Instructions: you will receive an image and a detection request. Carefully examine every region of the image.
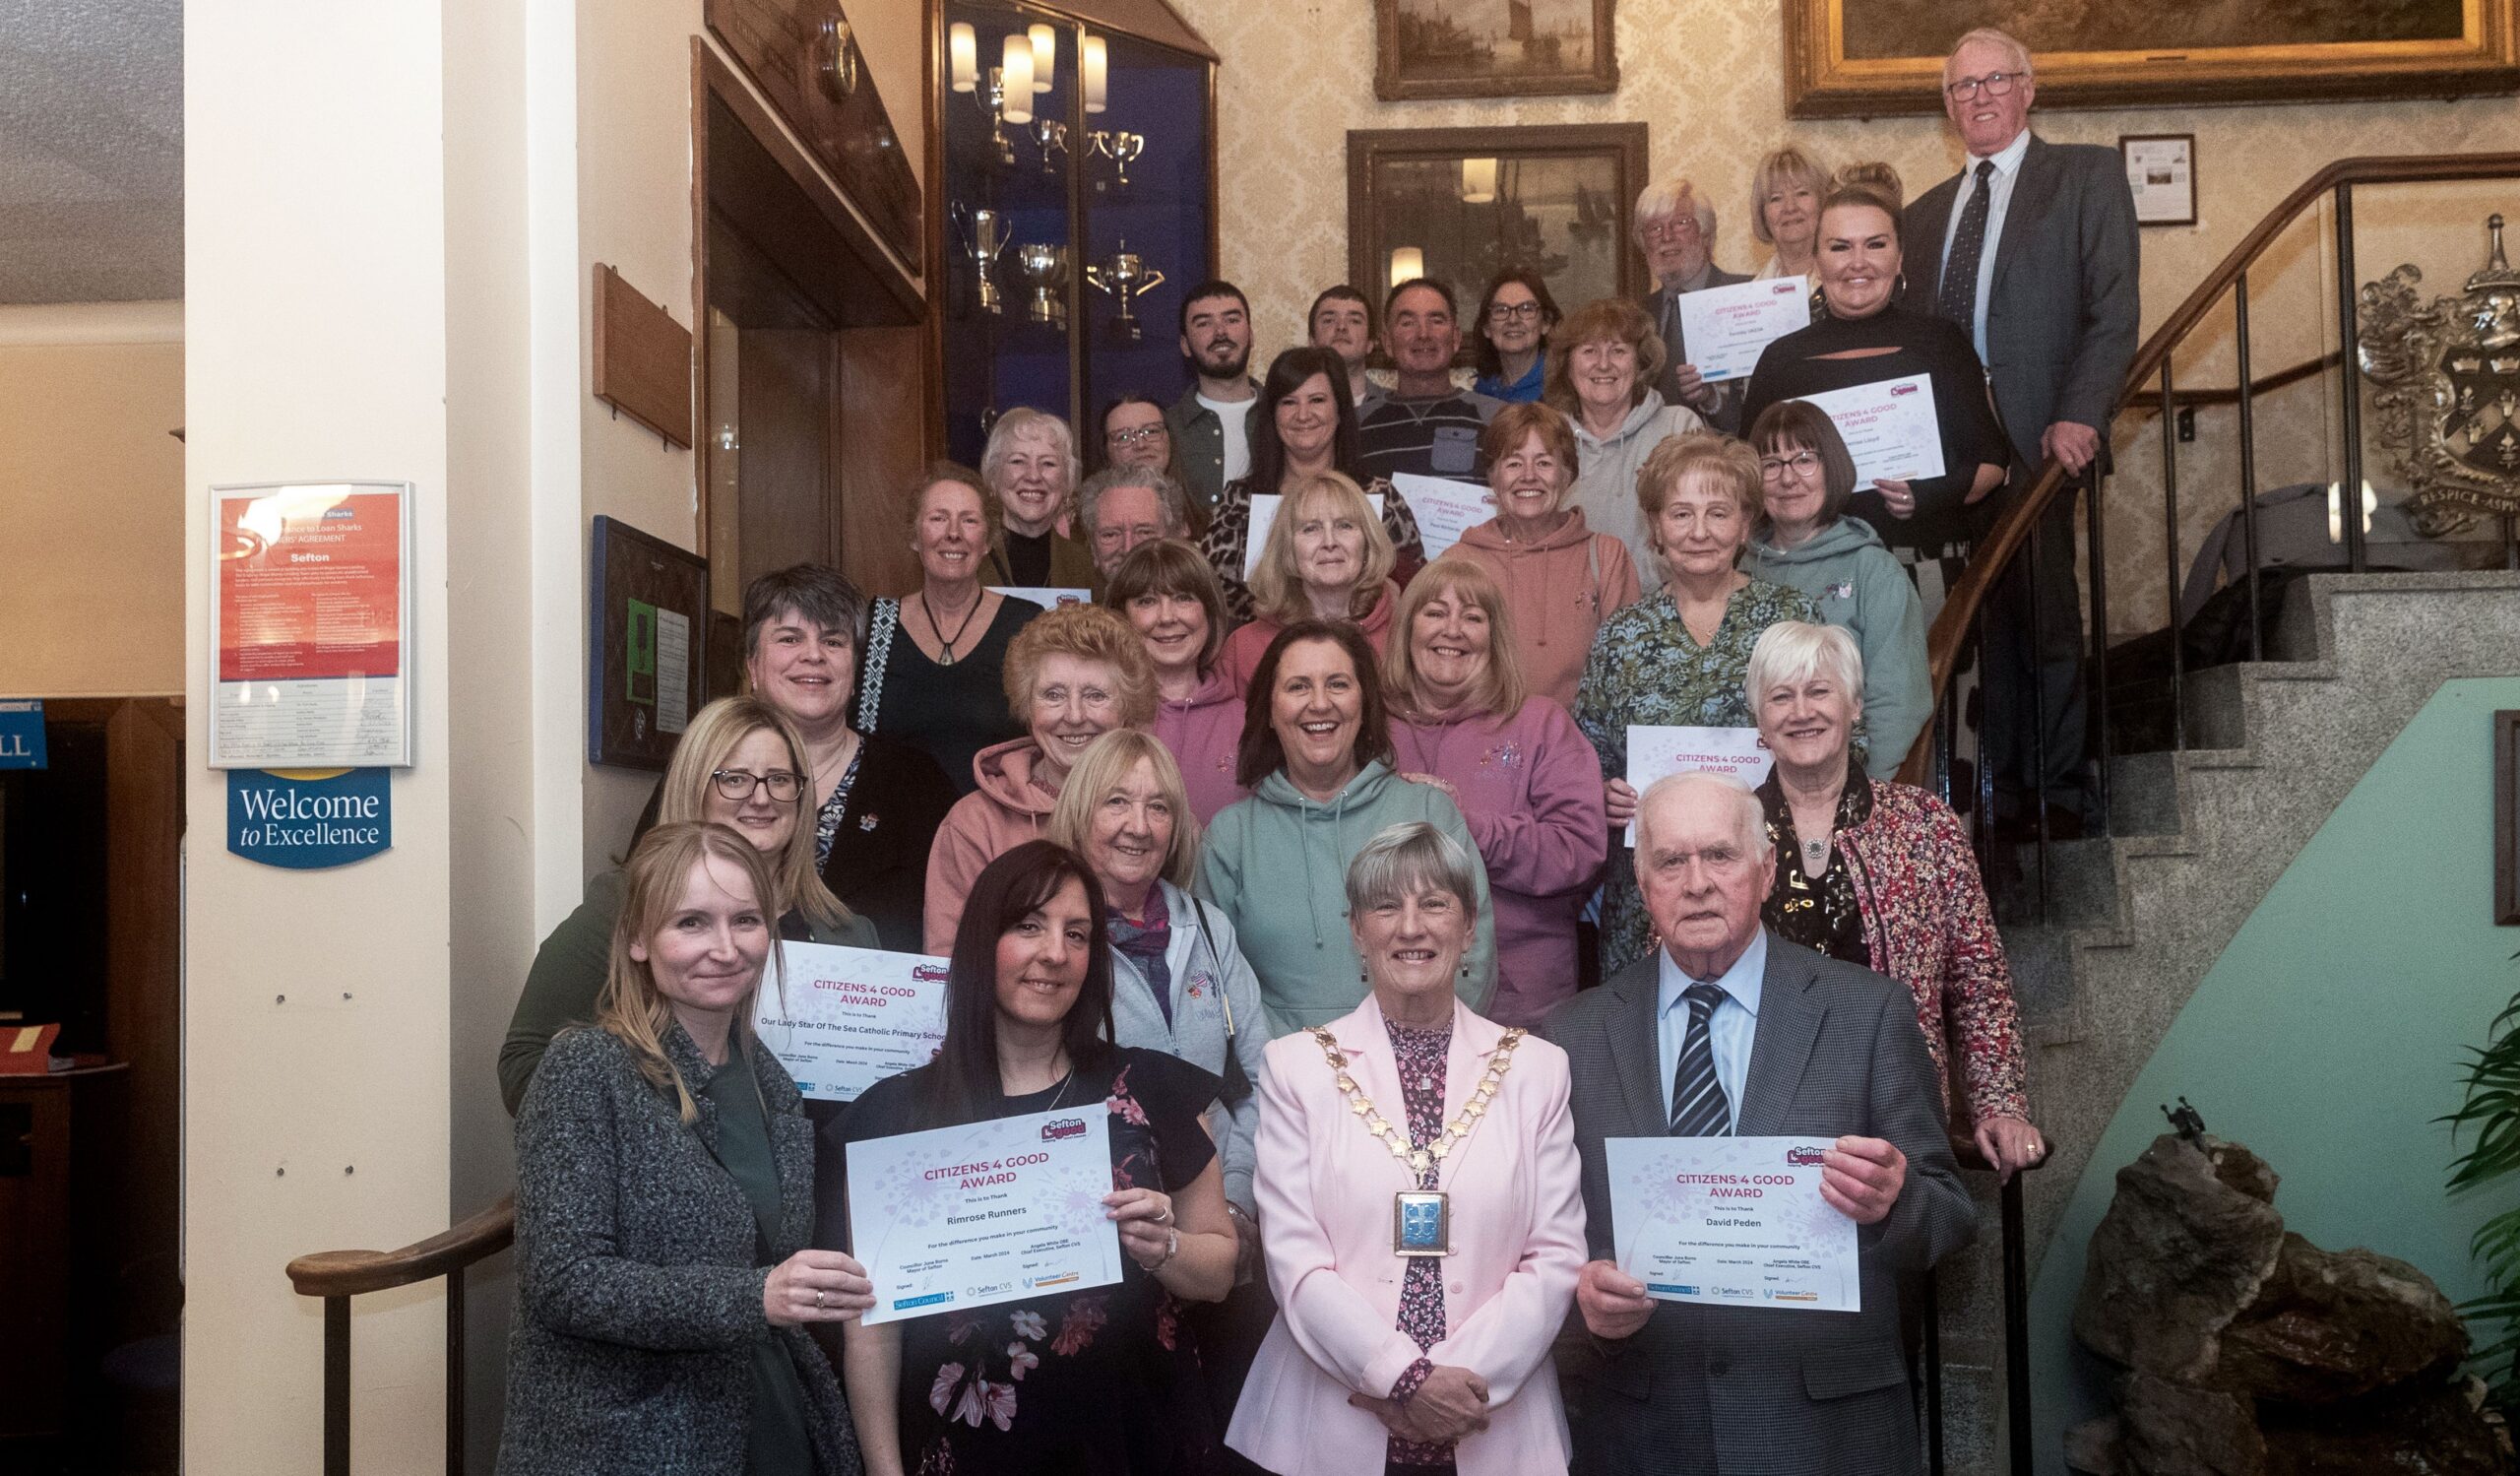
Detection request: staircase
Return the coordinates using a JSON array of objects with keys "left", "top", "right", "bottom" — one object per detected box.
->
[{"left": 1925, "top": 569, "right": 2520, "bottom": 1472}]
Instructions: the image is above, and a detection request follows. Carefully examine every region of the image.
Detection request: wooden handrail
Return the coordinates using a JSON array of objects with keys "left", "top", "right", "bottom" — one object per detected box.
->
[
  {"left": 1896, "top": 151, "right": 2520, "bottom": 785},
  {"left": 285, "top": 1195, "right": 515, "bottom": 1299},
  {"left": 2118, "top": 348, "right": 2343, "bottom": 414}
]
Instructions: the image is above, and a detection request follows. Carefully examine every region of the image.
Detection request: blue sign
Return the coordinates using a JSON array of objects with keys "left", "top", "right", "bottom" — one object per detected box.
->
[
  {"left": 0, "top": 700, "right": 45, "bottom": 769},
  {"left": 227, "top": 767, "right": 392, "bottom": 868}
]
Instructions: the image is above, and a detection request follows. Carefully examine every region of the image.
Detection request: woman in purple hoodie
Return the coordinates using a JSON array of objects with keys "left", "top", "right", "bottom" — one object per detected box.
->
[
  {"left": 1384, "top": 561, "right": 1607, "bottom": 1027},
  {"left": 1104, "top": 539, "right": 1246, "bottom": 824}
]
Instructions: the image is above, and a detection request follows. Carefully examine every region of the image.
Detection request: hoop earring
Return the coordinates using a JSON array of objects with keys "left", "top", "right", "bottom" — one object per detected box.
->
[{"left": 1894, "top": 271, "right": 1909, "bottom": 298}]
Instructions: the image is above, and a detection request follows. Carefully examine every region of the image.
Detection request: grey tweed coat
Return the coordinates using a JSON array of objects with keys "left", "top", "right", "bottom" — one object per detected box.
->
[
  {"left": 498, "top": 1022, "right": 863, "bottom": 1476},
  {"left": 1539, "top": 932, "right": 1977, "bottom": 1476}
]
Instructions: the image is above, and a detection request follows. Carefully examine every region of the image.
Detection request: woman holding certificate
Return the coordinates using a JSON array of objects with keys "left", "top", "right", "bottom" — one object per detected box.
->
[
  {"left": 500, "top": 696, "right": 878, "bottom": 1116},
  {"left": 840, "top": 841, "right": 1238, "bottom": 1476},
  {"left": 1745, "top": 621, "right": 2045, "bottom": 1180},
  {"left": 502, "top": 822, "right": 873, "bottom": 1476},
  {"left": 1737, "top": 187, "right": 2011, "bottom": 552},
  {"left": 1215, "top": 471, "right": 1405, "bottom": 691},
  {"left": 1228, "top": 823, "right": 1585, "bottom": 1476}
]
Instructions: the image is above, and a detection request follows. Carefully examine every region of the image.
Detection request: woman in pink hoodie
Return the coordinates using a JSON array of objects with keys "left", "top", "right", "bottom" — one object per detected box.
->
[
  {"left": 1384, "top": 560, "right": 1607, "bottom": 1028},
  {"left": 922, "top": 604, "right": 1156, "bottom": 952},
  {"left": 1104, "top": 539, "right": 1247, "bottom": 824},
  {"left": 1441, "top": 403, "right": 1641, "bottom": 707}
]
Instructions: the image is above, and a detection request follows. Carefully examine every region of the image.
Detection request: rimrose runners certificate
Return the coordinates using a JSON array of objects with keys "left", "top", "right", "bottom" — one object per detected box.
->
[
  {"left": 1606, "top": 1135, "right": 1859, "bottom": 1313},
  {"left": 751, "top": 943, "right": 950, "bottom": 1102},
  {"left": 848, "top": 1105, "right": 1123, "bottom": 1325}
]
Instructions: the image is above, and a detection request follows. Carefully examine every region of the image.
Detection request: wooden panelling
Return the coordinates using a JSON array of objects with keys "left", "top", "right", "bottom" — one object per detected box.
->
[
  {"left": 593, "top": 263, "right": 697, "bottom": 448},
  {"left": 102, "top": 698, "right": 181, "bottom": 1341},
  {"left": 707, "top": 0, "right": 923, "bottom": 265},
  {"left": 838, "top": 325, "right": 927, "bottom": 598}
]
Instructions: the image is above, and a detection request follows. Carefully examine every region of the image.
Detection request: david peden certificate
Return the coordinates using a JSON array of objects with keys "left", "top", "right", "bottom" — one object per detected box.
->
[
  {"left": 847, "top": 1104, "right": 1124, "bottom": 1324},
  {"left": 1606, "top": 1135, "right": 1860, "bottom": 1313},
  {"left": 751, "top": 943, "right": 950, "bottom": 1102}
]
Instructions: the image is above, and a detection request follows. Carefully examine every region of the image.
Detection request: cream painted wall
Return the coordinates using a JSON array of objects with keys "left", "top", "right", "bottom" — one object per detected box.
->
[
  {"left": 0, "top": 306, "right": 183, "bottom": 698},
  {"left": 185, "top": 4, "right": 458, "bottom": 1471},
  {"left": 850, "top": 0, "right": 927, "bottom": 189},
  {"left": 1166, "top": 0, "right": 2520, "bottom": 625}
]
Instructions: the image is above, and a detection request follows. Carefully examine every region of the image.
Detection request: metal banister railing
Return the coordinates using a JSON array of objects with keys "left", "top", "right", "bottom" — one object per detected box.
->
[
  {"left": 1898, "top": 151, "right": 2520, "bottom": 788},
  {"left": 285, "top": 1195, "right": 515, "bottom": 1476}
]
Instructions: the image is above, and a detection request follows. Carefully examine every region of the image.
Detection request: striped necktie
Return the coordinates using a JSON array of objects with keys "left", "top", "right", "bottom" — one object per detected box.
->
[
  {"left": 1668, "top": 982, "right": 1732, "bottom": 1136},
  {"left": 1936, "top": 159, "right": 1997, "bottom": 330}
]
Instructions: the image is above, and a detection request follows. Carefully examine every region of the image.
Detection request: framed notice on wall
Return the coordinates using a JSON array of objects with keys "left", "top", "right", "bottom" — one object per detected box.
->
[
  {"left": 210, "top": 481, "right": 415, "bottom": 769},
  {"left": 589, "top": 515, "right": 709, "bottom": 771},
  {"left": 2120, "top": 135, "right": 2197, "bottom": 227}
]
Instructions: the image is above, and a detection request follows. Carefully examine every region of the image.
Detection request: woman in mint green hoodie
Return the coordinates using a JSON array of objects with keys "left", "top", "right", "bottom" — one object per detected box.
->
[
  {"left": 1197, "top": 619, "right": 1496, "bottom": 1034},
  {"left": 1740, "top": 401, "right": 1931, "bottom": 780}
]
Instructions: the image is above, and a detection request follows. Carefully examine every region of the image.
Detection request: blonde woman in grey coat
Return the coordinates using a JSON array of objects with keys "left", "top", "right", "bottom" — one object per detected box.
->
[{"left": 502, "top": 822, "right": 869, "bottom": 1476}]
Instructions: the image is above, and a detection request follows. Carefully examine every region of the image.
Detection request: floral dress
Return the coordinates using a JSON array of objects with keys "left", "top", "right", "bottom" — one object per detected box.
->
[
  {"left": 1573, "top": 580, "right": 1822, "bottom": 978},
  {"left": 838, "top": 1048, "right": 1225, "bottom": 1476}
]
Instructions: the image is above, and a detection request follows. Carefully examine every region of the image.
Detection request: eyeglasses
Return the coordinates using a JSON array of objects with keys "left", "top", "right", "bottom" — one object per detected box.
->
[
  {"left": 1487, "top": 301, "right": 1544, "bottom": 322},
  {"left": 1759, "top": 451, "right": 1820, "bottom": 480},
  {"left": 1107, "top": 423, "right": 1166, "bottom": 446},
  {"left": 711, "top": 768, "right": 802, "bottom": 802},
  {"left": 1640, "top": 218, "right": 1702, "bottom": 241},
  {"left": 1944, "top": 70, "right": 2022, "bottom": 100}
]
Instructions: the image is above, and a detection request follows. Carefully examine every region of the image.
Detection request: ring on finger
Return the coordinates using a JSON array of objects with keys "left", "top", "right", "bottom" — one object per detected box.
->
[{"left": 814, "top": 1289, "right": 825, "bottom": 1309}]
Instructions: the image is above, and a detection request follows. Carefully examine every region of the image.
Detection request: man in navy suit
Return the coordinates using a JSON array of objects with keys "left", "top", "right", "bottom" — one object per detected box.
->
[{"left": 1904, "top": 27, "right": 2138, "bottom": 833}]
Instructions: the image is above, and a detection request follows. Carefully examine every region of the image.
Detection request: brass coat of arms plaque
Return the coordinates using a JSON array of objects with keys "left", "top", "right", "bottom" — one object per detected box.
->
[{"left": 2359, "top": 213, "right": 2520, "bottom": 533}]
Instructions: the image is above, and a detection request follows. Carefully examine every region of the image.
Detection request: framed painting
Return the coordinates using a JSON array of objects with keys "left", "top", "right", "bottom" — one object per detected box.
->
[
  {"left": 1783, "top": 0, "right": 2520, "bottom": 116},
  {"left": 1375, "top": 0, "right": 1617, "bottom": 100},
  {"left": 1348, "top": 123, "right": 1650, "bottom": 343}
]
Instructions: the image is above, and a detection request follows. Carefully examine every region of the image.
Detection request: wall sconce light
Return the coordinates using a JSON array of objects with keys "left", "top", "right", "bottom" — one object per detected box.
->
[
  {"left": 1460, "top": 158, "right": 1497, "bottom": 204},
  {"left": 1082, "top": 35, "right": 1108, "bottom": 113},
  {"left": 1389, "top": 247, "right": 1425, "bottom": 288},
  {"left": 950, "top": 23, "right": 977, "bottom": 92},
  {"left": 1028, "top": 24, "right": 1056, "bottom": 92},
  {"left": 999, "top": 34, "right": 1034, "bottom": 124}
]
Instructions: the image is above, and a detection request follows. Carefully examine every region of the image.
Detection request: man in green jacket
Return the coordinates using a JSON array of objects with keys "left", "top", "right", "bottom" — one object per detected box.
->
[{"left": 1164, "top": 280, "right": 1258, "bottom": 520}]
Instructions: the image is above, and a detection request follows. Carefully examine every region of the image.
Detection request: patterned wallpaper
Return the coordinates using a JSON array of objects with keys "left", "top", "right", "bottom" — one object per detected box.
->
[{"left": 1164, "top": 0, "right": 2520, "bottom": 629}]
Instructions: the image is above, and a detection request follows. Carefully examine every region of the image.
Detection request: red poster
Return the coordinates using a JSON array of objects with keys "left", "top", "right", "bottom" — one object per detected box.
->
[{"left": 218, "top": 490, "right": 403, "bottom": 682}]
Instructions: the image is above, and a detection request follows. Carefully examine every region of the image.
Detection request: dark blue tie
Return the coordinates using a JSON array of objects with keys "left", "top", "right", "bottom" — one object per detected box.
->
[
  {"left": 1937, "top": 159, "right": 1997, "bottom": 330},
  {"left": 1668, "top": 982, "right": 1732, "bottom": 1136}
]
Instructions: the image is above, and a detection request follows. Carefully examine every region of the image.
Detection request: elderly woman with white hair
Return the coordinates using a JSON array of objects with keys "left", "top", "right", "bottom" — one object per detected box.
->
[
  {"left": 1745, "top": 619, "right": 2045, "bottom": 1180},
  {"left": 983, "top": 406, "right": 1100, "bottom": 590},
  {"left": 1230, "top": 820, "right": 1585, "bottom": 1476},
  {"left": 1077, "top": 463, "right": 1193, "bottom": 585},
  {"left": 1633, "top": 174, "right": 1746, "bottom": 429}
]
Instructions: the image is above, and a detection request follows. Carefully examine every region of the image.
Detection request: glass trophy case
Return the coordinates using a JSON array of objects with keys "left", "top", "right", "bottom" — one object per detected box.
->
[{"left": 936, "top": 0, "right": 1216, "bottom": 465}]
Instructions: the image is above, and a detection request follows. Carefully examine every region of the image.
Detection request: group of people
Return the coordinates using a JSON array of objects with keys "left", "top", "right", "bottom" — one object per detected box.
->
[{"left": 493, "top": 26, "right": 2131, "bottom": 1476}]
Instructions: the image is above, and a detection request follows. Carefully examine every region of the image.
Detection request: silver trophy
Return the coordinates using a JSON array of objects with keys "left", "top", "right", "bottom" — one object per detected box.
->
[
  {"left": 1089, "top": 130, "right": 1146, "bottom": 192},
  {"left": 1031, "top": 118, "right": 1069, "bottom": 175},
  {"left": 954, "top": 205, "right": 1011, "bottom": 315},
  {"left": 1086, "top": 243, "right": 1167, "bottom": 342},
  {"left": 1013, "top": 243, "right": 1071, "bottom": 329}
]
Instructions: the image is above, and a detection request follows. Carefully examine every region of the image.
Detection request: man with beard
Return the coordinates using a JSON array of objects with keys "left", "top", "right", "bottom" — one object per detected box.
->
[
  {"left": 1635, "top": 177, "right": 1748, "bottom": 432},
  {"left": 1355, "top": 278, "right": 1501, "bottom": 486},
  {"left": 1165, "top": 280, "right": 1259, "bottom": 522}
]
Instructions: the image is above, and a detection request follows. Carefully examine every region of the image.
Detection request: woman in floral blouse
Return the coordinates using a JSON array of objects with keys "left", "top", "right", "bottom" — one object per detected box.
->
[
  {"left": 1744, "top": 621, "right": 2045, "bottom": 1181},
  {"left": 835, "top": 841, "right": 1237, "bottom": 1475},
  {"left": 1573, "top": 432, "right": 1820, "bottom": 978}
]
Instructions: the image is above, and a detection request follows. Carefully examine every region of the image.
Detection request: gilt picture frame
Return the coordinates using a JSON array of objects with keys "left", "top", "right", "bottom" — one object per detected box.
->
[
  {"left": 1375, "top": 0, "right": 1618, "bottom": 100},
  {"left": 1783, "top": 0, "right": 2520, "bottom": 117}
]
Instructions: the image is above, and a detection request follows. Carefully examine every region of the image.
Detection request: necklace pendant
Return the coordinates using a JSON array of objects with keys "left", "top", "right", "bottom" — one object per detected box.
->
[{"left": 1393, "top": 1190, "right": 1452, "bottom": 1257}]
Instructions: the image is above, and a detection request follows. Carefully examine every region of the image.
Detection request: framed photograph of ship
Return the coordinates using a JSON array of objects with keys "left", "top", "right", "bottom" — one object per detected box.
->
[
  {"left": 1375, "top": 0, "right": 1618, "bottom": 100},
  {"left": 1783, "top": 0, "right": 2520, "bottom": 116},
  {"left": 1348, "top": 124, "right": 1650, "bottom": 335}
]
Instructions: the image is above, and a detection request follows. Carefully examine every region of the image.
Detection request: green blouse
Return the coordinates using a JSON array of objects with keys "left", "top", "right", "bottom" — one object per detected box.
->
[{"left": 699, "top": 1044, "right": 815, "bottom": 1476}]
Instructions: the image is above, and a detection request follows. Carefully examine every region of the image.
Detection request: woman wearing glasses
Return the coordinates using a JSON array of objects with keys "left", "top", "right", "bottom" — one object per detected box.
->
[
  {"left": 1101, "top": 395, "right": 1188, "bottom": 491},
  {"left": 1471, "top": 270, "right": 1560, "bottom": 405},
  {"left": 498, "top": 695, "right": 879, "bottom": 1116},
  {"left": 1740, "top": 402, "right": 1931, "bottom": 780}
]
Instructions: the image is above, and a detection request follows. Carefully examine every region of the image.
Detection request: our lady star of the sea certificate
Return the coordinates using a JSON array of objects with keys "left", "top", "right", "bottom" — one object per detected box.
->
[
  {"left": 1606, "top": 1135, "right": 1860, "bottom": 1312},
  {"left": 847, "top": 1104, "right": 1124, "bottom": 1324}
]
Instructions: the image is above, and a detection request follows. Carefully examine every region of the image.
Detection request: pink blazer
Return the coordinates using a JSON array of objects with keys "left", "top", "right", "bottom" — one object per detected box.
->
[{"left": 1228, "top": 995, "right": 1586, "bottom": 1476}]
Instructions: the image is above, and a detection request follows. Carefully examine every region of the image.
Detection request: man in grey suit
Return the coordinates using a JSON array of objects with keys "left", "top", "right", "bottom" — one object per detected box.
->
[
  {"left": 1542, "top": 772, "right": 1975, "bottom": 1474},
  {"left": 1636, "top": 176, "right": 1748, "bottom": 431},
  {"left": 1903, "top": 27, "right": 2138, "bottom": 833}
]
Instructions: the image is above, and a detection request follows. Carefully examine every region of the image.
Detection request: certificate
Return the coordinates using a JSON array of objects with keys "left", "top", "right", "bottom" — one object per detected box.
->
[
  {"left": 988, "top": 586, "right": 1091, "bottom": 610},
  {"left": 1676, "top": 276, "right": 1812, "bottom": 382},
  {"left": 1793, "top": 375, "right": 1946, "bottom": 487},
  {"left": 1388, "top": 473, "right": 1495, "bottom": 562},
  {"left": 1246, "top": 491, "right": 1385, "bottom": 577},
  {"left": 848, "top": 1104, "right": 1124, "bottom": 1324},
  {"left": 1606, "top": 1135, "right": 1859, "bottom": 1313},
  {"left": 1623, "top": 725, "right": 1773, "bottom": 844},
  {"left": 752, "top": 943, "right": 950, "bottom": 1102}
]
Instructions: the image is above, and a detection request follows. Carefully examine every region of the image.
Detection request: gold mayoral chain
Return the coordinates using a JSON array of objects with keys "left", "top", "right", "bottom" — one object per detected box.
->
[{"left": 1308, "top": 1025, "right": 1527, "bottom": 1257}]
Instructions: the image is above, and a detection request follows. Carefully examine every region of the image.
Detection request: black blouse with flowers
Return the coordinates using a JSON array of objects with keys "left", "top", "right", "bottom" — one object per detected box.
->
[
  {"left": 1385, "top": 1017, "right": 1458, "bottom": 1468},
  {"left": 833, "top": 1047, "right": 1224, "bottom": 1476},
  {"left": 1757, "top": 759, "right": 1875, "bottom": 968}
]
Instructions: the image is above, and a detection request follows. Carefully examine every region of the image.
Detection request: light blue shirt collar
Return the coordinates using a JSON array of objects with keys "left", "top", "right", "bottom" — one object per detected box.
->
[
  {"left": 1969, "top": 128, "right": 2033, "bottom": 178},
  {"left": 1655, "top": 929, "right": 1767, "bottom": 1127}
]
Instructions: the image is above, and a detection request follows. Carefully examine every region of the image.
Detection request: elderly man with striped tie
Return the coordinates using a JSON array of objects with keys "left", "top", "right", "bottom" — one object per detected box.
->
[{"left": 1539, "top": 770, "right": 1974, "bottom": 1475}]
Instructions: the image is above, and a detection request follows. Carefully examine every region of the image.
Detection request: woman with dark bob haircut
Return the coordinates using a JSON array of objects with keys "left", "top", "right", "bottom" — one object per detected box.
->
[
  {"left": 835, "top": 840, "right": 1238, "bottom": 1476},
  {"left": 1197, "top": 619, "right": 1495, "bottom": 1033},
  {"left": 1104, "top": 539, "right": 1246, "bottom": 822}
]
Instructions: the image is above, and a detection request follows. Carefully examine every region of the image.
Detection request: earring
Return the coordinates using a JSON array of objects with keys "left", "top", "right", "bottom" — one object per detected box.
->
[
  {"left": 1894, "top": 271, "right": 1909, "bottom": 298},
  {"left": 1459, "top": 963, "right": 1471, "bottom": 980}
]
